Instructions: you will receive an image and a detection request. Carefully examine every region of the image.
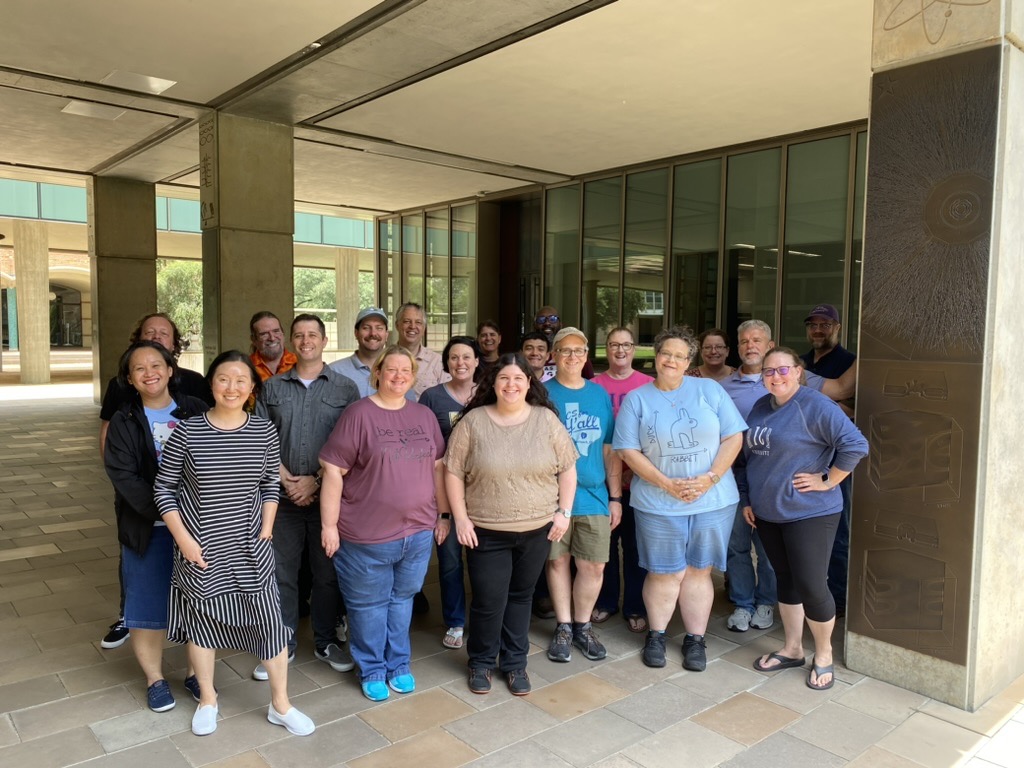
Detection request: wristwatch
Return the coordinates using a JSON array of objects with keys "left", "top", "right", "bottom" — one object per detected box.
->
[
  {"left": 608, "top": 496, "right": 622, "bottom": 503},
  {"left": 557, "top": 507, "right": 572, "bottom": 519},
  {"left": 706, "top": 472, "right": 720, "bottom": 485},
  {"left": 439, "top": 513, "right": 452, "bottom": 520}
]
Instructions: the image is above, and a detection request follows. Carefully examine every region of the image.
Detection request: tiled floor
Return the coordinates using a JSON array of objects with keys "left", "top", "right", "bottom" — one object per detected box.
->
[{"left": 2, "top": 391, "right": 1023, "bottom": 768}]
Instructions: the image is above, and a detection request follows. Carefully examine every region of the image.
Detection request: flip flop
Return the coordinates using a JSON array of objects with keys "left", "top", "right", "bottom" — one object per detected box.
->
[
  {"left": 626, "top": 614, "right": 648, "bottom": 633},
  {"left": 591, "top": 608, "right": 616, "bottom": 624},
  {"left": 442, "top": 627, "right": 464, "bottom": 649},
  {"left": 806, "top": 660, "right": 834, "bottom": 690},
  {"left": 753, "top": 652, "right": 806, "bottom": 672}
]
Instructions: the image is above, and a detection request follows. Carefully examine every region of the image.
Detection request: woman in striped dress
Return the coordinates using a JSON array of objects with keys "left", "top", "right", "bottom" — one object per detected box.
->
[{"left": 154, "top": 351, "right": 314, "bottom": 738}]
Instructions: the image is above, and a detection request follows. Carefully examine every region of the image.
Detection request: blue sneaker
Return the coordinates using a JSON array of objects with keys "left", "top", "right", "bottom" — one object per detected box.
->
[
  {"left": 361, "top": 680, "right": 390, "bottom": 702},
  {"left": 387, "top": 673, "right": 415, "bottom": 694},
  {"left": 147, "top": 679, "right": 175, "bottom": 712}
]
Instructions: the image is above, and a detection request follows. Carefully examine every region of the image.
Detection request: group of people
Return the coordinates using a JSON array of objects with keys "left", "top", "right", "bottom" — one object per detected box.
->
[{"left": 99, "top": 299, "right": 867, "bottom": 738}]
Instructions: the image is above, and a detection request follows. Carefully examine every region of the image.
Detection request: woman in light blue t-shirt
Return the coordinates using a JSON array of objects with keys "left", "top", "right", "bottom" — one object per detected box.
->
[{"left": 614, "top": 326, "right": 746, "bottom": 673}]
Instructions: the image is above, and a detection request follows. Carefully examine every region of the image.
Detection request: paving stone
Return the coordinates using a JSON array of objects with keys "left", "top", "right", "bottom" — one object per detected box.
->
[
  {"left": 90, "top": 704, "right": 194, "bottom": 752},
  {"left": 0, "top": 673, "right": 68, "bottom": 714},
  {"left": 833, "top": 677, "right": 929, "bottom": 725},
  {"left": 258, "top": 714, "right": 389, "bottom": 768},
  {"left": 170, "top": 708, "right": 293, "bottom": 766},
  {"left": 532, "top": 708, "right": 652, "bottom": 767},
  {"left": 12, "top": 685, "right": 139, "bottom": 740},
  {"left": 527, "top": 672, "right": 629, "bottom": 721},
  {"left": 345, "top": 726, "right": 479, "bottom": 768},
  {"left": 358, "top": 687, "right": 474, "bottom": 742},
  {"left": 77, "top": 736, "right": 192, "bottom": 768},
  {"left": 0, "top": 641, "right": 103, "bottom": 685},
  {"left": 719, "top": 731, "right": 846, "bottom": 768},
  {"left": 466, "top": 739, "right": 573, "bottom": 768},
  {"left": 876, "top": 711, "right": 988, "bottom": 767},
  {"left": 443, "top": 696, "right": 559, "bottom": 754},
  {"left": 0, "top": 725, "right": 104, "bottom": 768},
  {"left": 691, "top": 692, "right": 800, "bottom": 746},
  {"left": 607, "top": 680, "right": 717, "bottom": 732},
  {"left": 622, "top": 719, "right": 745, "bottom": 768},
  {"left": 785, "top": 701, "right": 894, "bottom": 759}
]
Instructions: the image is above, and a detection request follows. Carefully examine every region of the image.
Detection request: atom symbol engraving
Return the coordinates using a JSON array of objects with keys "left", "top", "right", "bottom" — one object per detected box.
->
[{"left": 883, "top": 0, "right": 992, "bottom": 45}]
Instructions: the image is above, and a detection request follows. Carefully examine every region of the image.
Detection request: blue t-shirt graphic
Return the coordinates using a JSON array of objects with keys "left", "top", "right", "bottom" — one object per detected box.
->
[{"left": 546, "top": 379, "right": 614, "bottom": 516}]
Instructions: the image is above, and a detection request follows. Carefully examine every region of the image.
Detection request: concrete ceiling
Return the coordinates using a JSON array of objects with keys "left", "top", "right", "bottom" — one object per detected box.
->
[{"left": 0, "top": 0, "right": 873, "bottom": 216}]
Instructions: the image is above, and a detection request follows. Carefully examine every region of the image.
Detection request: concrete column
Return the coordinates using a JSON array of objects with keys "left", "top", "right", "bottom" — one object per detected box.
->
[
  {"left": 847, "top": 2, "right": 1024, "bottom": 710},
  {"left": 88, "top": 177, "right": 157, "bottom": 403},
  {"left": 199, "top": 113, "right": 293, "bottom": 366},
  {"left": 11, "top": 219, "right": 50, "bottom": 384},
  {"left": 336, "top": 247, "right": 359, "bottom": 351}
]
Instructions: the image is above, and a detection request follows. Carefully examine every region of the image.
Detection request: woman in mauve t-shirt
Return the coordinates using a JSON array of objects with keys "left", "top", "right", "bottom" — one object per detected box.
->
[
  {"left": 444, "top": 353, "right": 578, "bottom": 697},
  {"left": 319, "top": 345, "right": 450, "bottom": 704}
]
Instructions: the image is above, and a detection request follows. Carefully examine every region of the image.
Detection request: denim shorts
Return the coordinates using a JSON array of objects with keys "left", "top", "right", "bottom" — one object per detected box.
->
[
  {"left": 122, "top": 525, "right": 173, "bottom": 630},
  {"left": 635, "top": 504, "right": 734, "bottom": 573}
]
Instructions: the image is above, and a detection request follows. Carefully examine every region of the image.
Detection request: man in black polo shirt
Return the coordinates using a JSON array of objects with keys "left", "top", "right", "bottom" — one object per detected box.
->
[{"left": 801, "top": 303, "right": 856, "bottom": 618}]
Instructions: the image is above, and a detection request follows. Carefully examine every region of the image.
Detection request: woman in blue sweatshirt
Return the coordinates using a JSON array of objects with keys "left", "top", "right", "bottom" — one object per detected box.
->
[{"left": 738, "top": 348, "right": 867, "bottom": 691}]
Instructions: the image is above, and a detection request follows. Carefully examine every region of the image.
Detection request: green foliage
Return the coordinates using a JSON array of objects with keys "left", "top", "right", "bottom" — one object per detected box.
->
[
  {"left": 156, "top": 259, "right": 202, "bottom": 337},
  {"left": 294, "top": 267, "right": 337, "bottom": 320},
  {"left": 594, "top": 286, "right": 647, "bottom": 331}
]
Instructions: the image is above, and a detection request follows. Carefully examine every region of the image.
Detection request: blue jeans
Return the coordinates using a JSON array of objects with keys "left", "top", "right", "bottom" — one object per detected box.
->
[
  {"left": 437, "top": 530, "right": 466, "bottom": 628},
  {"left": 334, "top": 529, "right": 432, "bottom": 682},
  {"left": 726, "top": 502, "right": 777, "bottom": 611},
  {"left": 827, "top": 476, "right": 852, "bottom": 612}
]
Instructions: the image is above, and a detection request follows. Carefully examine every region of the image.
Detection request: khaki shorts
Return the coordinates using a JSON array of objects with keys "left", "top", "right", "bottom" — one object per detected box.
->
[{"left": 549, "top": 513, "right": 611, "bottom": 563}]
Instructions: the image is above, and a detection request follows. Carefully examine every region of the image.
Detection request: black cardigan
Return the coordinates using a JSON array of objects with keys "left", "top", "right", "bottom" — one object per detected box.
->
[{"left": 104, "top": 394, "right": 209, "bottom": 555}]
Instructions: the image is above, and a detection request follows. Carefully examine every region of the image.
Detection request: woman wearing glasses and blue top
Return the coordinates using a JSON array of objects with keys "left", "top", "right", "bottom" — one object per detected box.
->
[
  {"left": 738, "top": 347, "right": 867, "bottom": 691},
  {"left": 613, "top": 325, "right": 746, "bottom": 672}
]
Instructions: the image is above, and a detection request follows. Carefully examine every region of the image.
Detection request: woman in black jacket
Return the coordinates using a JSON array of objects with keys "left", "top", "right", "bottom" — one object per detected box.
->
[{"left": 104, "top": 340, "right": 209, "bottom": 713}]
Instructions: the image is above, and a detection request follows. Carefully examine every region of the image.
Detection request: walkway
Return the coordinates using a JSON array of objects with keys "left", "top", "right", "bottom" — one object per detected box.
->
[{"left": 0, "top": 393, "right": 1021, "bottom": 768}]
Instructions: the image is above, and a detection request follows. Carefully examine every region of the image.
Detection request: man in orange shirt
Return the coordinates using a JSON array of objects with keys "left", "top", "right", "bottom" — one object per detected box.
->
[{"left": 250, "top": 311, "right": 298, "bottom": 381}]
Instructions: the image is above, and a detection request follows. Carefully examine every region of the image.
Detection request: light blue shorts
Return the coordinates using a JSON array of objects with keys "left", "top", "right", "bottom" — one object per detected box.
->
[{"left": 634, "top": 504, "right": 734, "bottom": 573}]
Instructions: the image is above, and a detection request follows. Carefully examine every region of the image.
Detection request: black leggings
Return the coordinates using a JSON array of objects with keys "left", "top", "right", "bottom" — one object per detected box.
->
[{"left": 756, "top": 513, "right": 839, "bottom": 623}]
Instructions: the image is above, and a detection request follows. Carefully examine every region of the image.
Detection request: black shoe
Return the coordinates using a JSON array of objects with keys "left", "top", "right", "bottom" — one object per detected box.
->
[
  {"left": 101, "top": 619, "right": 130, "bottom": 649},
  {"left": 468, "top": 667, "right": 492, "bottom": 694},
  {"left": 506, "top": 669, "right": 531, "bottom": 696},
  {"left": 642, "top": 631, "right": 666, "bottom": 668},
  {"left": 547, "top": 623, "right": 573, "bottom": 662},
  {"left": 532, "top": 597, "right": 555, "bottom": 620},
  {"left": 413, "top": 592, "right": 430, "bottom": 615},
  {"left": 572, "top": 623, "right": 607, "bottom": 661},
  {"left": 682, "top": 634, "right": 707, "bottom": 672}
]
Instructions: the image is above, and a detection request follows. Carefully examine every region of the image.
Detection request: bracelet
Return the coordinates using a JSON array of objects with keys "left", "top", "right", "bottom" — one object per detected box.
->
[
  {"left": 608, "top": 496, "right": 622, "bottom": 503},
  {"left": 314, "top": 473, "right": 322, "bottom": 487},
  {"left": 439, "top": 513, "right": 452, "bottom": 520}
]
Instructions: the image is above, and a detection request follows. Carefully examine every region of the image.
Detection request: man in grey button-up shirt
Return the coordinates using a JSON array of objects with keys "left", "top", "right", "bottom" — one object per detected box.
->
[{"left": 255, "top": 313, "right": 359, "bottom": 677}]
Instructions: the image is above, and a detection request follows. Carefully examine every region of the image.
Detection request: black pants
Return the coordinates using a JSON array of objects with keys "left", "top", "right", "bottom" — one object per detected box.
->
[
  {"left": 756, "top": 513, "right": 840, "bottom": 623},
  {"left": 273, "top": 498, "right": 343, "bottom": 653},
  {"left": 466, "top": 523, "right": 551, "bottom": 673}
]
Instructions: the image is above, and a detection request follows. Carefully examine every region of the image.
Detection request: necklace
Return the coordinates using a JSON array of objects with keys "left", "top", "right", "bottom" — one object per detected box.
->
[{"left": 653, "top": 379, "right": 685, "bottom": 409}]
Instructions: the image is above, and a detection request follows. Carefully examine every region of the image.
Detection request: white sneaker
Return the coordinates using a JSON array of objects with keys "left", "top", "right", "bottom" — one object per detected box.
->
[
  {"left": 252, "top": 651, "right": 295, "bottom": 681},
  {"left": 727, "top": 607, "right": 752, "bottom": 632},
  {"left": 268, "top": 704, "right": 315, "bottom": 736},
  {"left": 750, "top": 604, "right": 775, "bottom": 630},
  {"left": 191, "top": 703, "right": 218, "bottom": 736}
]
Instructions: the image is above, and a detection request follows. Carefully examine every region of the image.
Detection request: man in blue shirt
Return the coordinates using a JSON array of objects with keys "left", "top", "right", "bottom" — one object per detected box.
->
[
  {"left": 330, "top": 307, "right": 389, "bottom": 398},
  {"left": 544, "top": 327, "right": 621, "bottom": 663}
]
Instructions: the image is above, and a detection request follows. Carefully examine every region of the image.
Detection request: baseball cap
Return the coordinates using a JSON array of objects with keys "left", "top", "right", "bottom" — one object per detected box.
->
[
  {"left": 552, "top": 326, "right": 588, "bottom": 347},
  {"left": 804, "top": 304, "right": 840, "bottom": 324},
  {"left": 354, "top": 307, "right": 388, "bottom": 328}
]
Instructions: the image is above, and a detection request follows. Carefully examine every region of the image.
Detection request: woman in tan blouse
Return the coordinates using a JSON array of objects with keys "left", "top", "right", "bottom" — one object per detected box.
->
[{"left": 444, "top": 352, "right": 577, "bottom": 697}]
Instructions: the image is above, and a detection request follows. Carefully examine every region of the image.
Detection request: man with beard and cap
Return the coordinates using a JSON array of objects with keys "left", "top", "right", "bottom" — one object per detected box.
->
[
  {"left": 330, "top": 307, "right": 390, "bottom": 398},
  {"left": 249, "top": 311, "right": 298, "bottom": 382},
  {"left": 534, "top": 305, "right": 595, "bottom": 379},
  {"left": 801, "top": 303, "right": 858, "bottom": 618}
]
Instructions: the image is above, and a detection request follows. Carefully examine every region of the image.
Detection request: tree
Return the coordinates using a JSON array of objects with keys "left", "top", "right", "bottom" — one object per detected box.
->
[
  {"left": 156, "top": 259, "right": 202, "bottom": 338},
  {"left": 293, "top": 267, "right": 337, "bottom": 320},
  {"left": 594, "top": 286, "right": 647, "bottom": 332}
]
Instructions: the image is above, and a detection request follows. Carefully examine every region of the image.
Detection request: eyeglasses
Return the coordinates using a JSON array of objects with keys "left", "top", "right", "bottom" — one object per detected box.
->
[
  {"left": 556, "top": 347, "right": 588, "bottom": 358},
  {"left": 762, "top": 366, "right": 793, "bottom": 377},
  {"left": 535, "top": 314, "right": 560, "bottom": 324},
  {"left": 656, "top": 351, "right": 690, "bottom": 364},
  {"left": 607, "top": 342, "right": 634, "bottom": 351},
  {"left": 805, "top": 322, "right": 834, "bottom": 331},
  {"left": 702, "top": 345, "right": 726, "bottom": 352}
]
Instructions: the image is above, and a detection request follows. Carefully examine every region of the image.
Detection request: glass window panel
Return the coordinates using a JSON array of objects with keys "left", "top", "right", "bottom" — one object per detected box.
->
[
  {"left": 401, "top": 213, "right": 424, "bottom": 313},
  {"left": 293, "top": 267, "right": 336, "bottom": 322},
  {"left": 0, "top": 178, "right": 39, "bottom": 218},
  {"left": 582, "top": 178, "right": 621, "bottom": 360},
  {"left": 294, "top": 212, "right": 322, "bottom": 244},
  {"left": 849, "top": 131, "right": 867, "bottom": 353},
  {"left": 672, "top": 158, "right": 721, "bottom": 336},
  {"left": 39, "top": 184, "right": 86, "bottom": 222},
  {"left": 167, "top": 198, "right": 201, "bottom": 233},
  {"left": 624, "top": 169, "right": 668, "bottom": 346},
  {"left": 425, "top": 208, "right": 450, "bottom": 344},
  {"left": 451, "top": 204, "right": 477, "bottom": 337},
  {"left": 544, "top": 185, "right": 581, "bottom": 328},
  {"left": 378, "top": 217, "right": 399, "bottom": 318},
  {"left": 156, "top": 197, "right": 168, "bottom": 230},
  {"left": 323, "top": 215, "right": 366, "bottom": 248},
  {"left": 724, "top": 149, "right": 780, "bottom": 344},
  {"left": 780, "top": 135, "right": 851, "bottom": 349}
]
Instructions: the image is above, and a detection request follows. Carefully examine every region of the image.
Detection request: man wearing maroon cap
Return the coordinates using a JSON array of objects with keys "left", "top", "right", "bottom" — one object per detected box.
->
[{"left": 800, "top": 302, "right": 856, "bottom": 618}]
